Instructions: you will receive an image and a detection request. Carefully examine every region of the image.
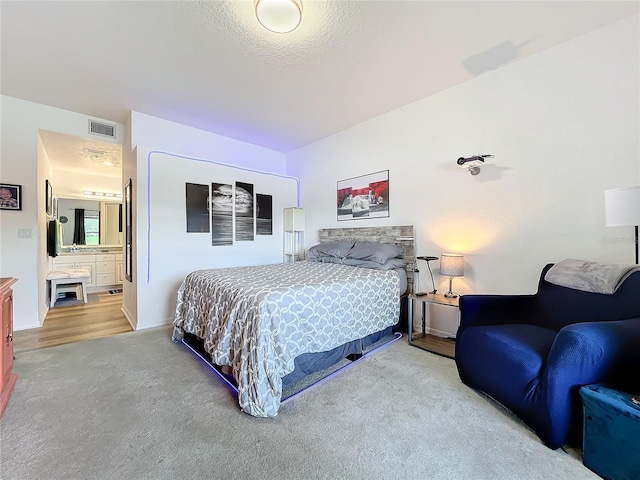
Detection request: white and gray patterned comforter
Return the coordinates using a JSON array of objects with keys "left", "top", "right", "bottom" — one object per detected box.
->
[{"left": 172, "top": 261, "right": 401, "bottom": 417}]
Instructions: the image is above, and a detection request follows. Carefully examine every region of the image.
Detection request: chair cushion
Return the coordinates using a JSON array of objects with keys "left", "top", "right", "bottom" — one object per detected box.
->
[
  {"left": 457, "top": 324, "right": 557, "bottom": 413},
  {"left": 46, "top": 269, "right": 90, "bottom": 280}
]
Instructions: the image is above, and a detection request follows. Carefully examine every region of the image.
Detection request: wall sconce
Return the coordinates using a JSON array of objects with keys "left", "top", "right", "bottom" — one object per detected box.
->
[
  {"left": 605, "top": 186, "right": 640, "bottom": 264},
  {"left": 440, "top": 254, "right": 464, "bottom": 298},
  {"left": 457, "top": 154, "right": 494, "bottom": 176},
  {"left": 255, "top": 0, "right": 302, "bottom": 34}
]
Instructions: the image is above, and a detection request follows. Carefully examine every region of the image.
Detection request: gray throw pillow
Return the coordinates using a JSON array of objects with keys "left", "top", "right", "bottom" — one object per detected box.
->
[
  {"left": 346, "top": 241, "right": 404, "bottom": 264},
  {"left": 306, "top": 240, "right": 356, "bottom": 259}
]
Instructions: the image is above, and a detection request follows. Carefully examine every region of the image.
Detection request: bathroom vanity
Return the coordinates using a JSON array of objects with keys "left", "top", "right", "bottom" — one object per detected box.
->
[{"left": 52, "top": 249, "right": 124, "bottom": 291}]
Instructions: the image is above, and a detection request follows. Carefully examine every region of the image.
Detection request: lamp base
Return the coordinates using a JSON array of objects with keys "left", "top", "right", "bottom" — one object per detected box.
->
[{"left": 443, "top": 276, "right": 459, "bottom": 298}]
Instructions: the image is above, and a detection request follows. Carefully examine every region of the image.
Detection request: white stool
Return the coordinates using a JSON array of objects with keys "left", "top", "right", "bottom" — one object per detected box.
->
[{"left": 46, "top": 269, "right": 91, "bottom": 308}]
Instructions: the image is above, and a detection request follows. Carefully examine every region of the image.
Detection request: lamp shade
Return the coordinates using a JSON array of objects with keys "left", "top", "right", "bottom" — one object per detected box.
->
[
  {"left": 440, "top": 254, "right": 464, "bottom": 277},
  {"left": 605, "top": 186, "right": 640, "bottom": 226}
]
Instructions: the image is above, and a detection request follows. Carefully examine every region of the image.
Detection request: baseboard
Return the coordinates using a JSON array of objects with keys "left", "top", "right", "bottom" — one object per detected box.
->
[
  {"left": 136, "top": 317, "right": 172, "bottom": 330},
  {"left": 121, "top": 304, "right": 137, "bottom": 330},
  {"left": 425, "top": 326, "right": 457, "bottom": 339},
  {"left": 88, "top": 284, "right": 123, "bottom": 294}
]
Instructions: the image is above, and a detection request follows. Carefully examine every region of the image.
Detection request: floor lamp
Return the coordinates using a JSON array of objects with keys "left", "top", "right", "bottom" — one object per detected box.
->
[{"left": 605, "top": 186, "right": 640, "bottom": 264}]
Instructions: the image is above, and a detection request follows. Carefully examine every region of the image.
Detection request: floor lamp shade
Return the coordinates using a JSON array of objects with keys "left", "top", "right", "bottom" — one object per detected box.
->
[
  {"left": 605, "top": 186, "right": 640, "bottom": 263},
  {"left": 605, "top": 187, "right": 640, "bottom": 227}
]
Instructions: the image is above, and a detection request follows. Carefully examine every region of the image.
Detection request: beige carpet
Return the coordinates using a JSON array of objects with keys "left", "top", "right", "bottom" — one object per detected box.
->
[{"left": 0, "top": 327, "right": 597, "bottom": 480}]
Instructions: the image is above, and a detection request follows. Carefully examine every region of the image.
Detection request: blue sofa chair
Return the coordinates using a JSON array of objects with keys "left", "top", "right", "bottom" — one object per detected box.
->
[{"left": 455, "top": 263, "right": 640, "bottom": 449}]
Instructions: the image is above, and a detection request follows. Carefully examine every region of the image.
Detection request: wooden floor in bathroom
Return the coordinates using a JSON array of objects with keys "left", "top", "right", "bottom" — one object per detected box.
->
[{"left": 13, "top": 292, "right": 132, "bottom": 353}]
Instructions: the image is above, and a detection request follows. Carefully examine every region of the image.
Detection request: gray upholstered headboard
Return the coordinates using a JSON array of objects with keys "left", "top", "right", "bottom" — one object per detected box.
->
[{"left": 317, "top": 225, "right": 415, "bottom": 294}]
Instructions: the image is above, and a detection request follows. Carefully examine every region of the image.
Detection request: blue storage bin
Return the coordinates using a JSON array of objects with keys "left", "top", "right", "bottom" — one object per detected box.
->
[{"left": 580, "top": 384, "right": 640, "bottom": 480}]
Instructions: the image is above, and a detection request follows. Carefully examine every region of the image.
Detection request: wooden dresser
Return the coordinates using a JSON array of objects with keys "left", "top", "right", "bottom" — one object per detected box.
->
[{"left": 0, "top": 277, "right": 18, "bottom": 419}]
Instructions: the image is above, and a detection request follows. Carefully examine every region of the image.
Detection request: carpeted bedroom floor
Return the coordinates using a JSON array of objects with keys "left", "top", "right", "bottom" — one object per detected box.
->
[{"left": 0, "top": 327, "right": 597, "bottom": 480}]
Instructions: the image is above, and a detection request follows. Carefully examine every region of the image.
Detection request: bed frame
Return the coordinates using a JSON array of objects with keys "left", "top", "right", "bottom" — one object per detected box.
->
[{"left": 181, "top": 225, "right": 414, "bottom": 410}]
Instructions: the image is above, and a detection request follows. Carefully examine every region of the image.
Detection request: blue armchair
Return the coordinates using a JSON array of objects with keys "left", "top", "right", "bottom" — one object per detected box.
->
[{"left": 455, "top": 263, "right": 640, "bottom": 449}]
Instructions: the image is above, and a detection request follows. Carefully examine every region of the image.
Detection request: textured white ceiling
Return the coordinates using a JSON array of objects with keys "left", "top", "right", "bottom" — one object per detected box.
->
[
  {"left": 39, "top": 130, "right": 122, "bottom": 178},
  {"left": 2, "top": 1, "right": 638, "bottom": 156}
]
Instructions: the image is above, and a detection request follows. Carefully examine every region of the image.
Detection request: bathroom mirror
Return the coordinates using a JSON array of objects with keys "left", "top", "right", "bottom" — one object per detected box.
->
[{"left": 57, "top": 197, "right": 123, "bottom": 246}]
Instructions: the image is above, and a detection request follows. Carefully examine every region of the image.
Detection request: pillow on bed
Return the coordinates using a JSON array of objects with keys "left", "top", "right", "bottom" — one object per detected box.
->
[
  {"left": 345, "top": 241, "right": 404, "bottom": 264},
  {"left": 341, "top": 257, "right": 406, "bottom": 270},
  {"left": 306, "top": 255, "right": 344, "bottom": 264},
  {"left": 306, "top": 240, "right": 357, "bottom": 260}
]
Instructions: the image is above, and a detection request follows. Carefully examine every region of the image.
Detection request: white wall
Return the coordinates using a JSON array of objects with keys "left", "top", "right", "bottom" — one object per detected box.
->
[
  {"left": 130, "top": 112, "right": 287, "bottom": 175},
  {"left": 36, "top": 136, "right": 53, "bottom": 323},
  {"left": 54, "top": 170, "right": 121, "bottom": 199},
  {"left": 286, "top": 16, "right": 639, "bottom": 335},
  {"left": 0, "top": 95, "right": 125, "bottom": 330},
  {"left": 128, "top": 113, "right": 294, "bottom": 329},
  {"left": 121, "top": 114, "right": 137, "bottom": 329}
]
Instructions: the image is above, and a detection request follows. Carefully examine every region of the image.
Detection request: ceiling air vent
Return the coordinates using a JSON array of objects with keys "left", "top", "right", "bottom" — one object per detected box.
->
[{"left": 88, "top": 120, "right": 116, "bottom": 138}]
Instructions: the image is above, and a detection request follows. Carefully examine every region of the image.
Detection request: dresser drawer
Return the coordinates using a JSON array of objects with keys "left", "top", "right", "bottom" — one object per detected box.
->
[
  {"left": 96, "top": 254, "right": 116, "bottom": 262},
  {"left": 96, "top": 273, "right": 116, "bottom": 286},
  {"left": 96, "top": 261, "right": 116, "bottom": 274}
]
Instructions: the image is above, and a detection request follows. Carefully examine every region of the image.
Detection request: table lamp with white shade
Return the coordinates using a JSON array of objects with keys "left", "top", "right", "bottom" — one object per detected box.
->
[{"left": 440, "top": 253, "right": 464, "bottom": 298}]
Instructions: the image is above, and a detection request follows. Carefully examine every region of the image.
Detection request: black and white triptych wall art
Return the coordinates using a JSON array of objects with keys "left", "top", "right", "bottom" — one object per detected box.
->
[
  {"left": 185, "top": 180, "right": 273, "bottom": 245},
  {"left": 211, "top": 182, "right": 233, "bottom": 246},
  {"left": 185, "top": 183, "right": 210, "bottom": 233},
  {"left": 256, "top": 194, "right": 273, "bottom": 235},
  {"left": 235, "top": 181, "right": 254, "bottom": 241}
]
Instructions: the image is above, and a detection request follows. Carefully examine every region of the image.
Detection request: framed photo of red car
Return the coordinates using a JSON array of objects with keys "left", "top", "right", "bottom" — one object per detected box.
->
[
  {"left": 337, "top": 170, "right": 389, "bottom": 221},
  {"left": 0, "top": 183, "right": 22, "bottom": 211}
]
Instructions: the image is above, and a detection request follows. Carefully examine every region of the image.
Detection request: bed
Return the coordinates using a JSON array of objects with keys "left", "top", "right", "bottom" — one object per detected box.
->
[{"left": 172, "top": 225, "right": 414, "bottom": 417}]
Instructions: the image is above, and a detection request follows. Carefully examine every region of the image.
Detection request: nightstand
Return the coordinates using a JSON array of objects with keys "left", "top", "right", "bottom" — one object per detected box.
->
[{"left": 407, "top": 293, "right": 460, "bottom": 358}]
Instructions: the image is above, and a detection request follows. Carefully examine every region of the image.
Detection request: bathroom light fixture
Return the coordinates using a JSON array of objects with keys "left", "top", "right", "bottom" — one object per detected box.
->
[
  {"left": 440, "top": 254, "right": 464, "bottom": 298},
  {"left": 255, "top": 0, "right": 302, "bottom": 33},
  {"left": 83, "top": 191, "right": 123, "bottom": 199}
]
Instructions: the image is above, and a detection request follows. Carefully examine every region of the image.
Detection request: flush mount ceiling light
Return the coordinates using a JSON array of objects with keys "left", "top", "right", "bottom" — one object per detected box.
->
[
  {"left": 81, "top": 147, "right": 121, "bottom": 168},
  {"left": 255, "top": 0, "right": 302, "bottom": 34},
  {"left": 83, "top": 148, "right": 107, "bottom": 158}
]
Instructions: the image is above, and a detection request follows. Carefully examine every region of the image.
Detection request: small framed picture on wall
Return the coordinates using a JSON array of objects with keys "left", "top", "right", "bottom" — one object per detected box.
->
[
  {"left": 0, "top": 183, "right": 22, "bottom": 211},
  {"left": 45, "top": 179, "right": 53, "bottom": 216},
  {"left": 337, "top": 170, "right": 389, "bottom": 221}
]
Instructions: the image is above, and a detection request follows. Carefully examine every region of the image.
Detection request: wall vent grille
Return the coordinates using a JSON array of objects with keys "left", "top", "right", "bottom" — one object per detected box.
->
[{"left": 88, "top": 120, "right": 116, "bottom": 138}]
